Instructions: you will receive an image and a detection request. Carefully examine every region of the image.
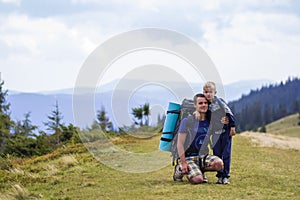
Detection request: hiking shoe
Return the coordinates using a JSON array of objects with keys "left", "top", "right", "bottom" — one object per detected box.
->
[
  {"left": 223, "top": 177, "right": 230, "bottom": 184},
  {"left": 216, "top": 177, "right": 223, "bottom": 184},
  {"left": 202, "top": 173, "right": 208, "bottom": 183},
  {"left": 173, "top": 164, "right": 183, "bottom": 182}
]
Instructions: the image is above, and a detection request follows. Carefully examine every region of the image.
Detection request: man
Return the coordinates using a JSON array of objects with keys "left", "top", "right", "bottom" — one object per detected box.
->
[{"left": 174, "top": 93, "right": 223, "bottom": 184}]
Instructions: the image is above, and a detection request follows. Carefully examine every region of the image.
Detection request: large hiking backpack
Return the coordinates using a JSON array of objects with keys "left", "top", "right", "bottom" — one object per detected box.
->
[{"left": 159, "top": 98, "right": 196, "bottom": 165}]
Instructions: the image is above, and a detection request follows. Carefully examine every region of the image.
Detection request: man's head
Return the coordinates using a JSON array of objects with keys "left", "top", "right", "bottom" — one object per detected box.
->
[
  {"left": 203, "top": 81, "right": 217, "bottom": 102},
  {"left": 193, "top": 93, "right": 209, "bottom": 114}
]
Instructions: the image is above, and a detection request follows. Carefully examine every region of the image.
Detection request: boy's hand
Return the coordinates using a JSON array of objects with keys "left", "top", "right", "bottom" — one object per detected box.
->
[{"left": 229, "top": 127, "right": 236, "bottom": 137}]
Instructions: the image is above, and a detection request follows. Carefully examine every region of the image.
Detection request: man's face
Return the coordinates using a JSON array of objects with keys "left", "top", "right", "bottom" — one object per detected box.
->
[
  {"left": 203, "top": 87, "right": 216, "bottom": 102},
  {"left": 194, "top": 96, "right": 209, "bottom": 113}
]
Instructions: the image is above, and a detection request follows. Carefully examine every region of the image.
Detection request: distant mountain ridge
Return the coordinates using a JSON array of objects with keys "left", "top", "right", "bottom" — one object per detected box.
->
[
  {"left": 229, "top": 77, "right": 300, "bottom": 132},
  {"left": 12, "top": 79, "right": 273, "bottom": 99},
  {"left": 7, "top": 79, "right": 274, "bottom": 130}
]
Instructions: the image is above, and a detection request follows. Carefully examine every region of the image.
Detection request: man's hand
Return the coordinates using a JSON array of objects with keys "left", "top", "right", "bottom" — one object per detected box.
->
[
  {"left": 221, "top": 116, "right": 229, "bottom": 124},
  {"left": 193, "top": 111, "right": 201, "bottom": 121},
  {"left": 181, "top": 162, "right": 189, "bottom": 174}
]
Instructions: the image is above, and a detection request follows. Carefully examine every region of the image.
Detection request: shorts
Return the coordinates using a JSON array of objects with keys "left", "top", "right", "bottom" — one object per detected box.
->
[{"left": 180, "top": 155, "right": 218, "bottom": 180}]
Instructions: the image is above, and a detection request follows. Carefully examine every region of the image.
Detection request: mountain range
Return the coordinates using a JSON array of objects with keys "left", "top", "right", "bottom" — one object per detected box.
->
[{"left": 7, "top": 79, "right": 274, "bottom": 130}]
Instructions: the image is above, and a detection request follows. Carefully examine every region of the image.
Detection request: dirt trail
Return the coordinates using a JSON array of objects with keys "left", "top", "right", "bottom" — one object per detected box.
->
[{"left": 240, "top": 131, "right": 300, "bottom": 151}]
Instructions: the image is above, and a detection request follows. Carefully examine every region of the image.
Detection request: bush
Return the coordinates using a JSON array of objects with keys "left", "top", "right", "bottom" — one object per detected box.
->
[{"left": 0, "top": 155, "right": 12, "bottom": 170}]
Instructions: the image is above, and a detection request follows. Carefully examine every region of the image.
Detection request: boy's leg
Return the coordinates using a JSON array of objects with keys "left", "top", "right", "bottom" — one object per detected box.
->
[
  {"left": 201, "top": 154, "right": 223, "bottom": 184},
  {"left": 222, "top": 133, "right": 232, "bottom": 179},
  {"left": 221, "top": 135, "right": 232, "bottom": 184},
  {"left": 212, "top": 133, "right": 224, "bottom": 179}
]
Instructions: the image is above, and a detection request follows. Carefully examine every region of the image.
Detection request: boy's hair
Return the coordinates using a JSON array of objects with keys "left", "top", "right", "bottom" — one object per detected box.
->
[{"left": 203, "top": 81, "right": 216, "bottom": 91}]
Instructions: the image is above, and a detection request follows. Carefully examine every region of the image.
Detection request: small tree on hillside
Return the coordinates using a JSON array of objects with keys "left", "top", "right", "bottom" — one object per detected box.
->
[
  {"left": 96, "top": 106, "right": 112, "bottom": 132},
  {"left": 44, "top": 101, "right": 64, "bottom": 145},
  {"left": 19, "top": 112, "right": 37, "bottom": 137},
  {"left": 6, "top": 112, "right": 38, "bottom": 157},
  {"left": 132, "top": 106, "right": 143, "bottom": 126},
  {"left": 259, "top": 123, "right": 267, "bottom": 133},
  {"left": 35, "top": 130, "right": 53, "bottom": 155},
  {"left": 60, "top": 123, "right": 80, "bottom": 144},
  {"left": 132, "top": 103, "right": 151, "bottom": 127},
  {"left": 157, "top": 113, "right": 165, "bottom": 127},
  {"left": 0, "top": 80, "right": 14, "bottom": 153},
  {"left": 143, "top": 103, "right": 150, "bottom": 126}
]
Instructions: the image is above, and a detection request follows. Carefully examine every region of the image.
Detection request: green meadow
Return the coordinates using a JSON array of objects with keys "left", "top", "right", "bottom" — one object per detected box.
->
[{"left": 1, "top": 115, "right": 300, "bottom": 200}]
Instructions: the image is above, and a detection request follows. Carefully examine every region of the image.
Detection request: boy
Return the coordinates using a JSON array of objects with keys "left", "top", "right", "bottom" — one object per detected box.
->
[{"left": 203, "top": 81, "right": 236, "bottom": 184}]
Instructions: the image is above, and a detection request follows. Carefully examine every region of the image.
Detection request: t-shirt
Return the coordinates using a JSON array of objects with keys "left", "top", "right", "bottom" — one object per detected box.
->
[{"left": 178, "top": 117, "right": 209, "bottom": 155}]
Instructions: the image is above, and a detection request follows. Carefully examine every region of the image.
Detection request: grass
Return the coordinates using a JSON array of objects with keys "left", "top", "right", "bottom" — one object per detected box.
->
[
  {"left": 266, "top": 113, "right": 300, "bottom": 138},
  {"left": 0, "top": 131, "right": 299, "bottom": 200}
]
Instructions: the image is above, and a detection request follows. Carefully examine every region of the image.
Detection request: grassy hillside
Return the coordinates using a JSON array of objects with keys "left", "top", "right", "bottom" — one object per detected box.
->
[
  {"left": 0, "top": 131, "right": 299, "bottom": 200},
  {"left": 266, "top": 113, "right": 300, "bottom": 138}
]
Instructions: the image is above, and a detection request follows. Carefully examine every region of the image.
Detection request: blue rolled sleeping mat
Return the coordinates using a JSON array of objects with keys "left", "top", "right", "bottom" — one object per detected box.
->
[{"left": 159, "top": 102, "right": 181, "bottom": 152}]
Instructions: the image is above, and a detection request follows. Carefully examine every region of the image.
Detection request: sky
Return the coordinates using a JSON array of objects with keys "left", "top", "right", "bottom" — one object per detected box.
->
[{"left": 1, "top": 0, "right": 300, "bottom": 93}]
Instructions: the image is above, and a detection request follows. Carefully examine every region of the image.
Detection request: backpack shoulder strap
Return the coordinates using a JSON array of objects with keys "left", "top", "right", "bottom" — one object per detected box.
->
[
  {"left": 185, "top": 115, "right": 196, "bottom": 151},
  {"left": 187, "top": 115, "right": 195, "bottom": 131}
]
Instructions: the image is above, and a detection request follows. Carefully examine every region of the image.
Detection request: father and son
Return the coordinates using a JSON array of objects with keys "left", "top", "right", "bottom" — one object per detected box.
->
[{"left": 173, "top": 81, "right": 236, "bottom": 184}]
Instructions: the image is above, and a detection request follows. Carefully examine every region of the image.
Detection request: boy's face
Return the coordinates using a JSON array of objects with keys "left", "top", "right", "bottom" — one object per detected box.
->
[
  {"left": 203, "top": 86, "right": 216, "bottom": 102},
  {"left": 194, "top": 96, "right": 208, "bottom": 113}
]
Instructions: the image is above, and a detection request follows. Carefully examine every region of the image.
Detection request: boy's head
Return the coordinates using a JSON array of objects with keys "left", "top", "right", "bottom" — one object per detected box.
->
[{"left": 203, "top": 81, "right": 217, "bottom": 102}]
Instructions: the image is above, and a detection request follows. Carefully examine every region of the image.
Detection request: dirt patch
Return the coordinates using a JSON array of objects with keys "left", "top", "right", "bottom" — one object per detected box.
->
[{"left": 240, "top": 131, "right": 300, "bottom": 151}]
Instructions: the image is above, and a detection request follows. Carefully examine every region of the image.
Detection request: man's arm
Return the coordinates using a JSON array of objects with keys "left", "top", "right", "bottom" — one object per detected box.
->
[{"left": 177, "top": 133, "right": 189, "bottom": 174}]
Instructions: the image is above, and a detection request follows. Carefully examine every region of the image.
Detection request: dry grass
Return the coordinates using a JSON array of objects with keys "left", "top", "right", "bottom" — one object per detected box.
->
[
  {"left": 266, "top": 113, "right": 300, "bottom": 138},
  {"left": 241, "top": 131, "right": 300, "bottom": 151}
]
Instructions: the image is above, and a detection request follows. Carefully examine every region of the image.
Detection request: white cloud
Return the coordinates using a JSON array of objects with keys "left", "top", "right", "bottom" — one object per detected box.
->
[
  {"left": 0, "top": 0, "right": 300, "bottom": 91},
  {"left": 0, "top": 0, "right": 21, "bottom": 5},
  {"left": 201, "top": 10, "right": 300, "bottom": 84},
  {"left": 0, "top": 13, "right": 97, "bottom": 92}
]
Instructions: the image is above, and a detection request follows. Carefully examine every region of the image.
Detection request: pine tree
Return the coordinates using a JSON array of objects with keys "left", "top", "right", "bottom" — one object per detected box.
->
[
  {"left": 96, "top": 106, "right": 112, "bottom": 132},
  {"left": 259, "top": 123, "right": 267, "bottom": 133},
  {"left": 132, "top": 106, "right": 143, "bottom": 126},
  {"left": 157, "top": 113, "right": 165, "bottom": 126},
  {"left": 0, "top": 80, "right": 14, "bottom": 153},
  {"left": 60, "top": 123, "right": 79, "bottom": 143},
  {"left": 143, "top": 103, "right": 150, "bottom": 126},
  {"left": 15, "top": 112, "right": 37, "bottom": 137},
  {"left": 5, "top": 112, "right": 39, "bottom": 157},
  {"left": 44, "top": 101, "right": 64, "bottom": 145}
]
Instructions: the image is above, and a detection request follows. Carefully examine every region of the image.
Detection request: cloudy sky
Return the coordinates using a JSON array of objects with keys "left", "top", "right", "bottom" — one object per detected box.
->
[{"left": 1, "top": 0, "right": 300, "bottom": 93}]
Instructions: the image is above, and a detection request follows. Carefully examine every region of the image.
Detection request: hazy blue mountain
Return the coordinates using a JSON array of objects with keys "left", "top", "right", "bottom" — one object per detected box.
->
[
  {"left": 224, "top": 79, "right": 274, "bottom": 101},
  {"left": 7, "top": 79, "right": 272, "bottom": 130},
  {"left": 228, "top": 77, "right": 300, "bottom": 131}
]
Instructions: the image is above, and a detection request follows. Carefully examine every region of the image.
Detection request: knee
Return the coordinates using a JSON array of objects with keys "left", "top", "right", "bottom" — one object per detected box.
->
[
  {"left": 189, "top": 175, "right": 203, "bottom": 184},
  {"left": 214, "top": 158, "right": 224, "bottom": 171}
]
